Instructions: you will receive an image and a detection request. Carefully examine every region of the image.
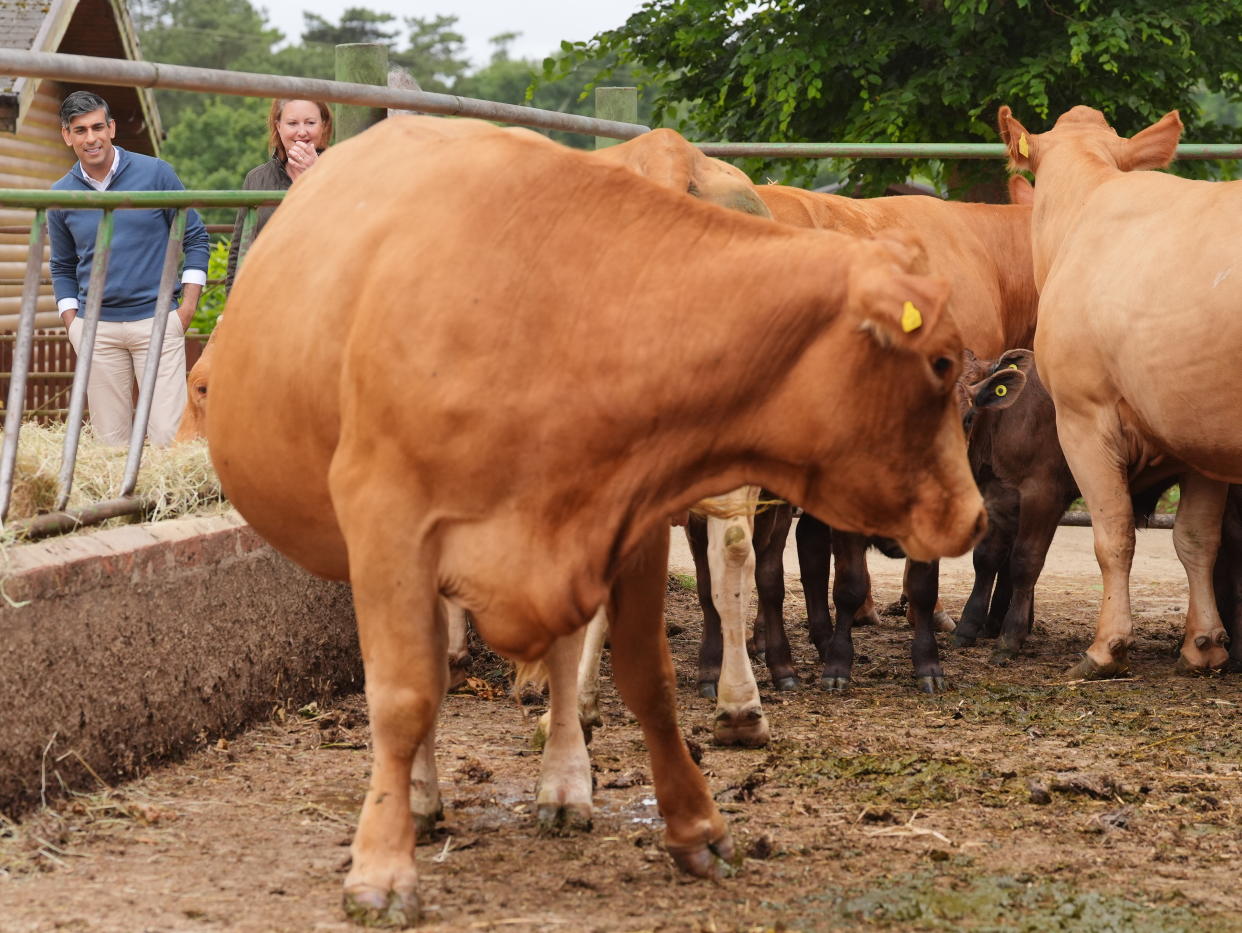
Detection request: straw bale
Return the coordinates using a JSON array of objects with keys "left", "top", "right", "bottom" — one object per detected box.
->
[{"left": 0, "top": 422, "right": 226, "bottom": 543}]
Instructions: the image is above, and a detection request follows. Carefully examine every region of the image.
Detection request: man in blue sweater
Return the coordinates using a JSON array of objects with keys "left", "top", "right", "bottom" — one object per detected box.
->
[{"left": 49, "top": 91, "right": 210, "bottom": 447}]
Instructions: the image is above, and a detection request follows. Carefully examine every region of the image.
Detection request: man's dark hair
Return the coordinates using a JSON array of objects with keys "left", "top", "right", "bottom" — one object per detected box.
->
[{"left": 59, "top": 91, "right": 112, "bottom": 127}]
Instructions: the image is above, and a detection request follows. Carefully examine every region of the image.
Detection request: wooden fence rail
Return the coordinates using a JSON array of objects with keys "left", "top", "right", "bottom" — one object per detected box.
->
[{"left": 0, "top": 330, "right": 211, "bottom": 422}]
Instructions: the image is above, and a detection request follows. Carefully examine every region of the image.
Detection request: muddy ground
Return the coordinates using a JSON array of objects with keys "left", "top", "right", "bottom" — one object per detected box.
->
[{"left": 2, "top": 524, "right": 1240, "bottom": 932}]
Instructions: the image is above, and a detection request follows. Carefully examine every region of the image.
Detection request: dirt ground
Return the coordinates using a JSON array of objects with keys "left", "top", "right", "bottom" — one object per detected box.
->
[{"left": 2, "top": 524, "right": 1241, "bottom": 932}]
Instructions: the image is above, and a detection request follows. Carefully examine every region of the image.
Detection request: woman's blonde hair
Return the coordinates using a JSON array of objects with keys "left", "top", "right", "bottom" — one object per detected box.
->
[{"left": 268, "top": 99, "right": 334, "bottom": 163}]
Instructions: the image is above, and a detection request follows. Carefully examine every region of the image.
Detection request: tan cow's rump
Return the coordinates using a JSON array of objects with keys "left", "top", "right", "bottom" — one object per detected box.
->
[{"left": 206, "top": 116, "right": 984, "bottom": 926}]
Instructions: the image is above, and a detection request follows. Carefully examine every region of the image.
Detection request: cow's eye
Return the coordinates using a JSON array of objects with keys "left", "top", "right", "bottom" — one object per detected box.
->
[{"left": 932, "top": 357, "right": 954, "bottom": 377}]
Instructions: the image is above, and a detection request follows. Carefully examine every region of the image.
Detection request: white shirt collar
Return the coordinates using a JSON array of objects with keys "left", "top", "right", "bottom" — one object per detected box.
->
[{"left": 80, "top": 147, "right": 120, "bottom": 191}]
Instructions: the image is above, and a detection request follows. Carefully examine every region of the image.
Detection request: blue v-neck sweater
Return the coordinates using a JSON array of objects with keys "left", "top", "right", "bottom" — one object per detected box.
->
[{"left": 48, "top": 147, "right": 210, "bottom": 322}]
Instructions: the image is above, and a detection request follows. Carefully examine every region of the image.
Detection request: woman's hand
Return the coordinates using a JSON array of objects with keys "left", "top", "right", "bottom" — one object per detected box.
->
[{"left": 286, "top": 140, "right": 319, "bottom": 181}]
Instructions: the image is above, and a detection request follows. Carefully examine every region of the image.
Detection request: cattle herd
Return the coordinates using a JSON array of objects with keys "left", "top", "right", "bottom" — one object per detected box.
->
[{"left": 183, "top": 105, "right": 1241, "bottom": 927}]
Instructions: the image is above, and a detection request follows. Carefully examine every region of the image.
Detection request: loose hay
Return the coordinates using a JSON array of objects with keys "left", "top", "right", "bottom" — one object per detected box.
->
[{"left": 0, "top": 421, "right": 226, "bottom": 543}]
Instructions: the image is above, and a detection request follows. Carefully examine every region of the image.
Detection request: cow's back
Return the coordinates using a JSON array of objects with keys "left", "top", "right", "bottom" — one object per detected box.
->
[{"left": 756, "top": 186, "right": 1037, "bottom": 356}]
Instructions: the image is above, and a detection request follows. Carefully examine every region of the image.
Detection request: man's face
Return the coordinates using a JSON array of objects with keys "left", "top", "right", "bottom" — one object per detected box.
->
[{"left": 61, "top": 108, "right": 116, "bottom": 176}]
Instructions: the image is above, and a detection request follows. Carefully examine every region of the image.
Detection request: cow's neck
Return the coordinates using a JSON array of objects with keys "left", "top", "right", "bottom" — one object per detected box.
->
[{"left": 1030, "top": 149, "right": 1118, "bottom": 289}]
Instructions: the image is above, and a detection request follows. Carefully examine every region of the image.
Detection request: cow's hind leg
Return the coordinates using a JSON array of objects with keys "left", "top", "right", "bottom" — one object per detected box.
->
[
  {"left": 409, "top": 726, "right": 442, "bottom": 836},
  {"left": 340, "top": 552, "right": 445, "bottom": 928},
  {"left": 610, "top": 527, "right": 734, "bottom": 879},
  {"left": 536, "top": 625, "right": 594, "bottom": 834},
  {"left": 576, "top": 607, "right": 609, "bottom": 732},
  {"left": 905, "top": 560, "right": 946, "bottom": 693},
  {"left": 1173, "top": 472, "right": 1230, "bottom": 672},
  {"left": 1058, "top": 417, "right": 1137, "bottom": 679},
  {"left": 1215, "top": 486, "right": 1242, "bottom": 672}
]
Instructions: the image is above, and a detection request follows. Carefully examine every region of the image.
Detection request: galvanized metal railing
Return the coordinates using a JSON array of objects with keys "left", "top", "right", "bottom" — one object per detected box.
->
[{"left": 0, "top": 190, "right": 284, "bottom": 538}]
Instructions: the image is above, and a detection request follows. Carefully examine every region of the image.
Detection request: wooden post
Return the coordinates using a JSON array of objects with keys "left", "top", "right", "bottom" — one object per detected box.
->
[
  {"left": 594, "top": 87, "right": 638, "bottom": 149},
  {"left": 334, "top": 43, "right": 388, "bottom": 141}
]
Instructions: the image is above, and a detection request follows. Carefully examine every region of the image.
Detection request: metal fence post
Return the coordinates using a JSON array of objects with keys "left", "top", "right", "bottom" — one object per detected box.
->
[
  {"left": 334, "top": 43, "right": 388, "bottom": 141},
  {"left": 595, "top": 87, "right": 638, "bottom": 149}
]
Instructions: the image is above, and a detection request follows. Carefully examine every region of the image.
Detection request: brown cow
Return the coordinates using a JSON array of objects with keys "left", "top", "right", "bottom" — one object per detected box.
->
[
  {"left": 693, "top": 183, "right": 1041, "bottom": 693},
  {"left": 206, "top": 115, "right": 984, "bottom": 926},
  {"left": 999, "top": 104, "right": 1242, "bottom": 678}
]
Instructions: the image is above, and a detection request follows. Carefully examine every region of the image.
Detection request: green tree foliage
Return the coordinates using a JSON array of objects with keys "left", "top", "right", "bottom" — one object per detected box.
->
[{"left": 561, "top": 0, "right": 1242, "bottom": 195}]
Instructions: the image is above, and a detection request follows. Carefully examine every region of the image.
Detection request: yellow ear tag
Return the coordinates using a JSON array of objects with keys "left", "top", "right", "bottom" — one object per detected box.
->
[
  {"left": 995, "top": 384, "right": 1008, "bottom": 397},
  {"left": 1018, "top": 133, "right": 1030, "bottom": 158},
  {"left": 1007, "top": 363, "right": 1019, "bottom": 370},
  {"left": 900, "top": 301, "right": 922, "bottom": 333}
]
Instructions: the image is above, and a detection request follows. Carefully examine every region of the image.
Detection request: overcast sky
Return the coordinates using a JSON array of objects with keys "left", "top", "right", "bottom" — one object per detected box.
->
[{"left": 259, "top": 0, "right": 646, "bottom": 68}]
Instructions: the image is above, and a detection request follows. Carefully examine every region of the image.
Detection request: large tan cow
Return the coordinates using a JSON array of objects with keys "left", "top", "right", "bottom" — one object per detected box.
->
[
  {"left": 207, "top": 115, "right": 984, "bottom": 926},
  {"left": 999, "top": 104, "right": 1242, "bottom": 678}
]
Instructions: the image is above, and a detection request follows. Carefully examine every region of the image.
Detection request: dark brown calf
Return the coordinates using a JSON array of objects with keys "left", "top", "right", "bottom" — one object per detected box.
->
[{"left": 1212, "top": 486, "right": 1242, "bottom": 672}]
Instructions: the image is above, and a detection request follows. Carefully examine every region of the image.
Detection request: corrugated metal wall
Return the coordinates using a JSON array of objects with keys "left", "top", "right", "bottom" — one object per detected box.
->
[{"left": 0, "top": 78, "right": 69, "bottom": 331}]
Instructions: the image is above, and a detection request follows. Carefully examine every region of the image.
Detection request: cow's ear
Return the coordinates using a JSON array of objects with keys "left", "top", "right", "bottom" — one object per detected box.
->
[
  {"left": 1120, "top": 110, "right": 1181, "bottom": 172},
  {"left": 1007, "top": 174, "right": 1034, "bottom": 205},
  {"left": 992, "top": 347, "right": 1034, "bottom": 375},
  {"left": 857, "top": 271, "right": 950, "bottom": 349},
  {"left": 971, "top": 368, "right": 1027, "bottom": 411},
  {"left": 998, "top": 105, "right": 1034, "bottom": 171}
]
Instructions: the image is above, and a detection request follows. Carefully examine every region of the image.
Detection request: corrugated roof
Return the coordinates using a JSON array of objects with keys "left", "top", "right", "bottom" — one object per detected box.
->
[{"left": 0, "top": 1, "right": 56, "bottom": 96}]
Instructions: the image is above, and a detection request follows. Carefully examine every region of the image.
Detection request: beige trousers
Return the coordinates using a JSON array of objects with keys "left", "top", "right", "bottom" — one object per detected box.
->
[{"left": 67, "top": 314, "right": 187, "bottom": 447}]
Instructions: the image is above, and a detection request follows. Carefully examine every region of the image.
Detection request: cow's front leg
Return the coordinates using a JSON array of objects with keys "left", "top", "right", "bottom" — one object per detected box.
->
[
  {"left": 610, "top": 527, "right": 733, "bottom": 879},
  {"left": 755, "top": 502, "right": 798, "bottom": 691},
  {"left": 686, "top": 516, "right": 724, "bottom": 699},
  {"left": 1173, "top": 472, "right": 1230, "bottom": 671},
  {"left": 796, "top": 514, "right": 833, "bottom": 659},
  {"left": 706, "top": 487, "right": 768, "bottom": 746},
  {"left": 822, "top": 532, "right": 867, "bottom": 690},
  {"left": 905, "top": 559, "right": 945, "bottom": 693},
  {"left": 341, "top": 561, "right": 446, "bottom": 928},
  {"left": 992, "top": 480, "right": 1064, "bottom": 663},
  {"left": 536, "top": 624, "right": 594, "bottom": 834}
]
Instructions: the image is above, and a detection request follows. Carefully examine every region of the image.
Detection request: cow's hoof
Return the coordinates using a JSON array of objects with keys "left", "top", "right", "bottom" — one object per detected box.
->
[
  {"left": 852, "top": 608, "right": 880, "bottom": 627},
  {"left": 820, "top": 675, "right": 850, "bottom": 692},
  {"left": 579, "top": 702, "right": 603, "bottom": 733},
  {"left": 668, "top": 832, "right": 737, "bottom": 881},
  {"left": 953, "top": 632, "right": 977, "bottom": 648},
  {"left": 916, "top": 675, "right": 945, "bottom": 695},
  {"left": 773, "top": 675, "right": 800, "bottom": 692},
  {"left": 343, "top": 887, "right": 420, "bottom": 929},
  {"left": 712, "top": 707, "right": 769, "bottom": 747},
  {"left": 698, "top": 681, "right": 717, "bottom": 701},
  {"left": 1066, "top": 653, "right": 1127, "bottom": 681},
  {"left": 932, "top": 611, "right": 956, "bottom": 634},
  {"left": 1177, "top": 635, "right": 1230, "bottom": 673},
  {"left": 446, "top": 659, "right": 471, "bottom": 693},
  {"left": 536, "top": 801, "right": 593, "bottom": 836},
  {"left": 411, "top": 807, "right": 442, "bottom": 838},
  {"left": 990, "top": 645, "right": 1019, "bottom": 665},
  {"left": 530, "top": 712, "right": 550, "bottom": 751}
]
